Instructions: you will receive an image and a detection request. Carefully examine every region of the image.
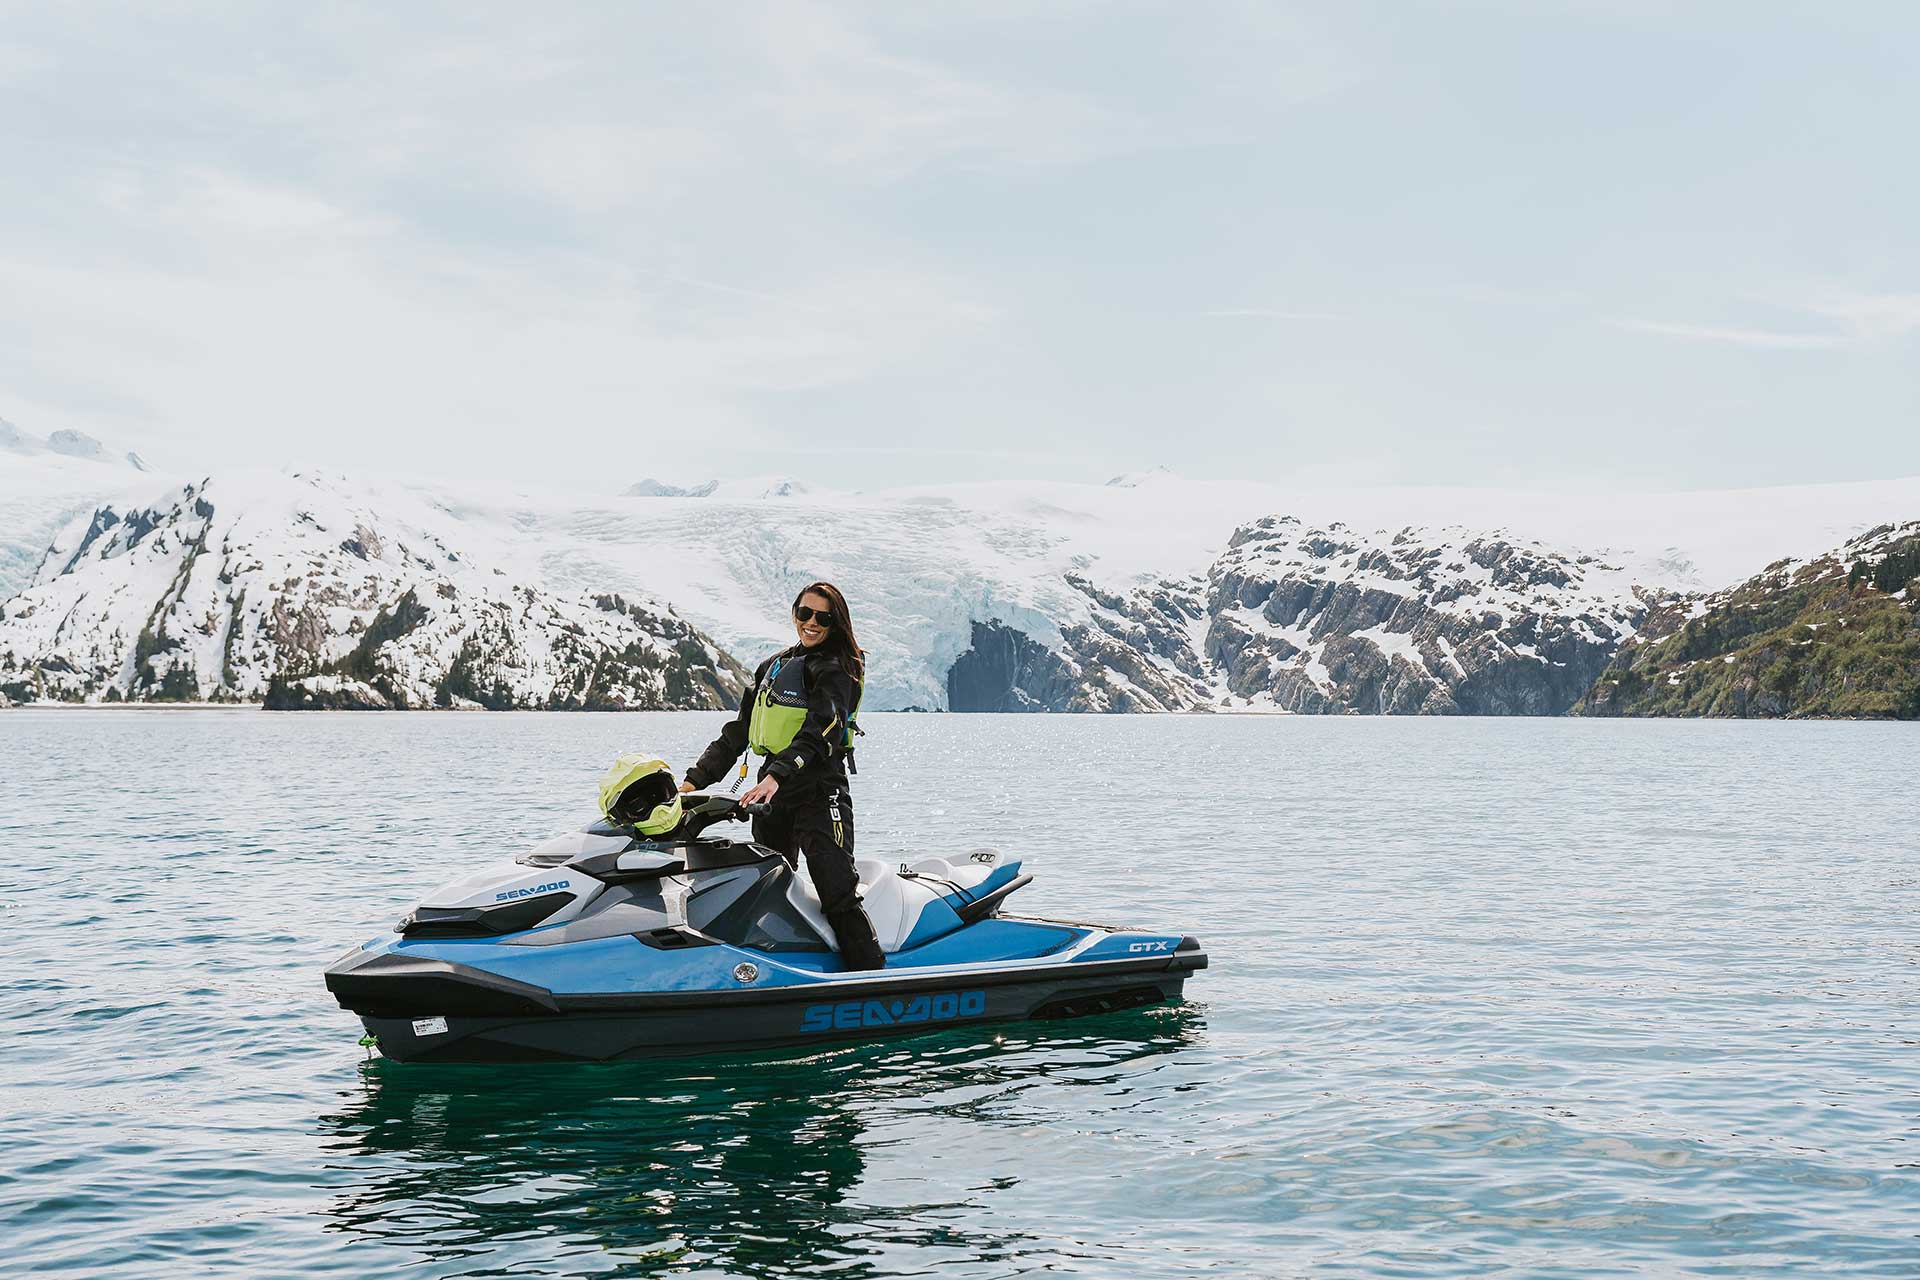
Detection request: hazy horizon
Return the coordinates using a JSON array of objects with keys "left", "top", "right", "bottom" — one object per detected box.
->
[{"left": 13, "top": 411, "right": 1920, "bottom": 505}]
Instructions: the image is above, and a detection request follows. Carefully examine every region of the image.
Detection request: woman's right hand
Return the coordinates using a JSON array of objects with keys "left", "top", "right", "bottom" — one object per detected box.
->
[{"left": 678, "top": 780, "right": 695, "bottom": 793}]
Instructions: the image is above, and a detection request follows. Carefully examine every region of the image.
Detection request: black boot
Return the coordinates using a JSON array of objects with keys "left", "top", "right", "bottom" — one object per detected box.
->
[{"left": 826, "top": 906, "right": 885, "bottom": 971}]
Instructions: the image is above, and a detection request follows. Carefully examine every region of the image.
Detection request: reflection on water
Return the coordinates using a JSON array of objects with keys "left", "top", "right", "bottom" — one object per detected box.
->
[{"left": 320, "top": 1010, "right": 1205, "bottom": 1278}]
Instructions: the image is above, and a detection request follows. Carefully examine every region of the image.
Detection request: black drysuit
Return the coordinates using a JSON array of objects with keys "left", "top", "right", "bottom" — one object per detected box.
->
[{"left": 684, "top": 648, "right": 882, "bottom": 970}]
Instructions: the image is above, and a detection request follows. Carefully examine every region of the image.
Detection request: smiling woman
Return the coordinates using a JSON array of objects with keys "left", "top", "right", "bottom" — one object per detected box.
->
[{"left": 681, "top": 580, "right": 881, "bottom": 969}]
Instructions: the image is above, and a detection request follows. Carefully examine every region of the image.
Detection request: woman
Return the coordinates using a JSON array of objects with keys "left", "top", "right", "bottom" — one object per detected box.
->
[{"left": 681, "top": 581, "right": 883, "bottom": 971}]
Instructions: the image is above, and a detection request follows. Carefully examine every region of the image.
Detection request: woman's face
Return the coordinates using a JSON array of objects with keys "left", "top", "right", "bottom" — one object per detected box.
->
[{"left": 793, "top": 591, "right": 834, "bottom": 648}]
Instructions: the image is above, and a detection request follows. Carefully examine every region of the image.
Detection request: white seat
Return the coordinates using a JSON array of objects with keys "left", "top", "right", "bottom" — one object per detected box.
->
[
  {"left": 788, "top": 857, "right": 949, "bottom": 953},
  {"left": 857, "top": 859, "right": 919, "bottom": 951},
  {"left": 903, "top": 854, "right": 1003, "bottom": 895}
]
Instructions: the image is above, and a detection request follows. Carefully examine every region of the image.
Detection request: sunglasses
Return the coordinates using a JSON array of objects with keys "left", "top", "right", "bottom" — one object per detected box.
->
[{"left": 793, "top": 605, "right": 836, "bottom": 626}]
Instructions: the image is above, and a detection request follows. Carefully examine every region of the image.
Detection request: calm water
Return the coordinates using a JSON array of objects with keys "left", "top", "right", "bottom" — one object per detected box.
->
[{"left": 2, "top": 710, "right": 1917, "bottom": 1277}]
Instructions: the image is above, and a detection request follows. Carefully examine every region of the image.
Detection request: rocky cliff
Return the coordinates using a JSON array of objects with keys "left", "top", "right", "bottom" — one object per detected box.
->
[
  {"left": 0, "top": 473, "right": 746, "bottom": 710},
  {"left": 945, "top": 575, "right": 1212, "bottom": 712},
  {"left": 945, "top": 516, "right": 1654, "bottom": 715},
  {"left": 1575, "top": 522, "right": 1920, "bottom": 719},
  {"left": 1200, "top": 517, "right": 1653, "bottom": 715}
]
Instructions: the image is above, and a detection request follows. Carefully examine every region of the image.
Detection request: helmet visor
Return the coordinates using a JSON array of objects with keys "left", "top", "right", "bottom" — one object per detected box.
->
[{"left": 610, "top": 771, "right": 677, "bottom": 825}]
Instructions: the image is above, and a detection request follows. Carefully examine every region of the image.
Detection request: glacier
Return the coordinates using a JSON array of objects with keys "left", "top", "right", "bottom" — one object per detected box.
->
[{"left": 3, "top": 432, "right": 1918, "bottom": 711}]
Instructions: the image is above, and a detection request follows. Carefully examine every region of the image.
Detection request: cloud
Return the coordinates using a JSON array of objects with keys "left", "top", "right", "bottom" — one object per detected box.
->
[
  {"left": 5, "top": 4, "right": 1913, "bottom": 495},
  {"left": 1611, "top": 291, "right": 1920, "bottom": 351},
  {"left": 743, "top": 1, "right": 1130, "bottom": 172},
  {"left": 504, "top": 123, "right": 724, "bottom": 216},
  {"left": 1608, "top": 319, "right": 1850, "bottom": 350},
  {"left": 0, "top": 7, "right": 1030, "bottom": 478},
  {"left": 0, "top": 177, "right": 1000, "bottom": 466},
  {"left": 1199, "top": 308, "right": 1338, "bottom": 321},
  {"left": 0, "top": 39, "right": 53, "bottom": 83},
  {"left": 1805, "top": 294, "right": 1920, "bottom": 342}
]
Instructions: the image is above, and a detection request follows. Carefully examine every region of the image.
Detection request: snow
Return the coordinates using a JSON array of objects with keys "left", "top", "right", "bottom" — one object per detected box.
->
[
  {"left": 1352, "top": 624, "right": 1423, "bottom": 666},
  {"left": 1296, "top": 644, "right": 1335, "bottom": 693},
  {"left": 0, "top": 451, "right": 174, "bottom": 599},
  {"left": 1225, "top": 606, "right": 1317, "bottom": 651},
  {"left": 1213, "top": 517, "right": 1647, "bottom": 638},
  {"left": 0, "top": 470, "right": 732, "bottom": 707},
  {"left": 431, "top": 478, "right": 1145, "bottom": 709},
  {"left": 5, "top": 442, "right": 1919, "bottom": 710}
]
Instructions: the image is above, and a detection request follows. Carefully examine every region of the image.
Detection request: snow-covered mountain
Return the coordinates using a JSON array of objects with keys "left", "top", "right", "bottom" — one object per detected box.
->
[
  {"left": 0, "top": 418, "right": 150, "bottom": 472},
  {"left": 0, "top": 472, "right": 744, "bottom": 709},
  {"left": 1199, "top": 517, "right": 1651, "bottom": 714},
  {"left": 622, "top": 476, "right": 808, "bottom": 500},
  {"left": 437, "top": 471, "right": 1920, "bottom": 712},
  {"left": 4, "top": 449, "right": 1917, "bottom": 713},
  {"left": 941, "top": 517, "right": 1655, "bottom": 714},
  {"left": 624, "top": 478, "right": 720, "bottom": 498},
  {"left": 0, "top": 418, "right": 159, "bottom": 598},
  {"left": 945, "top": 574, "right": 1214, "bottom": 712}
]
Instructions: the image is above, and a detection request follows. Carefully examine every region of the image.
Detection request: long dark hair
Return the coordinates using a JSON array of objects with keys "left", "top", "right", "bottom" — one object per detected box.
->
[{"left": 792, "top": 580, "right": 864, "bottom": 682}]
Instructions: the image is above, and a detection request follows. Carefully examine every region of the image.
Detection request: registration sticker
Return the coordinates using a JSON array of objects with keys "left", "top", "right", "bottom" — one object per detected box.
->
[{"left": 411, "top": 1016, "right": 449, "bottom": 1037}]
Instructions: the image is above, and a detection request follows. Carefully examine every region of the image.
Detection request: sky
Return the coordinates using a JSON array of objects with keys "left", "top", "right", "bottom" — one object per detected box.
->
[{"left": 1, "top": 1, "right": 1917, "bottom": 495}]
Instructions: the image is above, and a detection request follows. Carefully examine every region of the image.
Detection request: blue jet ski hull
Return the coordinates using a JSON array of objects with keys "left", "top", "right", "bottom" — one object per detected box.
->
[{"left": 327, "top": 916, "right": 1205, "bottom": 1063}]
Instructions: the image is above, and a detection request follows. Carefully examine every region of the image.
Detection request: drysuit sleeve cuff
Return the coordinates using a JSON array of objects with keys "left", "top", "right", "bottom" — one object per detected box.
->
[{"left": 765, "top": 757, "right": 797, "bottom": 781}]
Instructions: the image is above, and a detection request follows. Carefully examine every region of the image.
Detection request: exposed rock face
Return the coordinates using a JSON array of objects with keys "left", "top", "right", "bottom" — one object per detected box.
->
[
  {"left": 1203, "top": 517, "right": 1650, "bottom": 715},
  {"left": 944, "top": 518, "right": 1650, "bottom": 715},
  {"left": 947, "top": 622, "right": 1070, "bottom": 711},
  {"left": 0, "top": 473, "right": 748, "bottom": 709},
  {"left": 1576, "top": 522, "right": 1920, "bottom": 719},
  {"left": 946, "top": 575, "right": 1212, "bottom": 712},
  {"left": 262, "top": 674, "right": 394, "bottom": 710}
]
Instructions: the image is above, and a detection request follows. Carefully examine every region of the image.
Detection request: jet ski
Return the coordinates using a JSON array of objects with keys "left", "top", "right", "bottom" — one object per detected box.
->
[{"left": 325, "top": 793, "right": 1206, "bottom": 1062}]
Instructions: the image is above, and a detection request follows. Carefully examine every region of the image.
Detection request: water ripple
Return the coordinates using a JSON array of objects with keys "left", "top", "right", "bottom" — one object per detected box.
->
[{"left": 2, "top": 711, "right": 1918, "bottom": 1276}]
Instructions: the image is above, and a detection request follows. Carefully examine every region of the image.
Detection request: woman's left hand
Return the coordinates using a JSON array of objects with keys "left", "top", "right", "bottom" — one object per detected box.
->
[{"left": 739, "top": 777, "right": 780, "bottom": 807}]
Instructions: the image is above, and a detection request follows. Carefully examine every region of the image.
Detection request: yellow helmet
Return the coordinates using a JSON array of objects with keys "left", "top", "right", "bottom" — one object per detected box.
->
[{"left": 597, "top": 753, "right": 683, "bottom": 836}]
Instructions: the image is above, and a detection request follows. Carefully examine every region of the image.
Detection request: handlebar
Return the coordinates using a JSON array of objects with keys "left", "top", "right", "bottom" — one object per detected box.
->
[{"left": 672, "top": 792, "right": 769, "bottom": 839}]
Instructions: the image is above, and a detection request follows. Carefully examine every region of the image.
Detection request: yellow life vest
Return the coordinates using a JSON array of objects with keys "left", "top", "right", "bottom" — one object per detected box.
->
[{"left": 746, "top": 653, "right": 862, "bottom": 758}]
